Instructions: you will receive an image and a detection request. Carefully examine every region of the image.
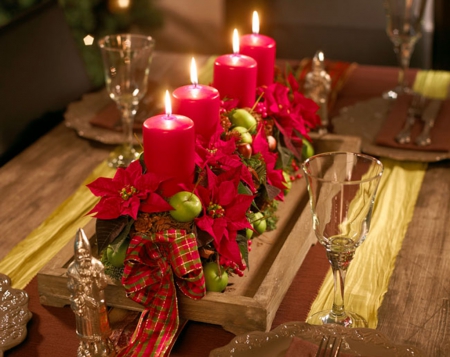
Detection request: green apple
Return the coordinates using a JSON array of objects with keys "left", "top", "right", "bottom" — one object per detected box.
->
[
  {"left": 106, "top": 239, "right": 129, "bottom": 268},
  {"left": 282, "top": 171, "right": 292, "bottom": 195},
  {"left": 302, "top": 138, "right": 315, "bottom": 159},
  {"left": 230, "top": 109, "right": 257, "bottom": 133},
  {"left": 203, "top": 262, "right": 229, "bottom": 292},
  {"left": 169, "top": 191, "right": 202, "bottom": 222},
  {"left": 252, "top": 212, "right": 267, "bottom": 235},
  {"left": 246, "top": 227, "right": 254, "bottom": 239},
  {"left": 231, "top": 126, "right": 253, "bottom": 144}
]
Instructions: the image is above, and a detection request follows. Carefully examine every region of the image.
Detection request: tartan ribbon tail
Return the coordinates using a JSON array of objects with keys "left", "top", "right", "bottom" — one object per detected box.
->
[{"left": 117, "top": 230, "right": 205, "bottom": 356}]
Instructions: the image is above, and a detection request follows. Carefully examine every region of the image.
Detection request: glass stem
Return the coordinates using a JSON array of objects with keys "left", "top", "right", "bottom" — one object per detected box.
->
[
  {"left": 331, "top": 264, "right": 346, "bottom": 317},
  {"left": 395, "top": 42, "right": 414, "bottom": 91},
  {"left": 119, "top": 103, "right": 138, "bottom": 153},
  {"left": 326, "top": 248, "right": 355, "bottom": 319}
]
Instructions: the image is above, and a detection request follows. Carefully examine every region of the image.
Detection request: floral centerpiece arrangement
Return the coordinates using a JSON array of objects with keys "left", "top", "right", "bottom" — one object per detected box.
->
[{"left": 86, "top": 72, "right": 320, "bottom": 356}]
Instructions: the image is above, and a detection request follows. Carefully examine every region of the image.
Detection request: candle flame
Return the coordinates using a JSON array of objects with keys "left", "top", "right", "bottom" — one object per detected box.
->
[
  {"left": 165, "top": 90, "right": 172, "bottom": 116},
  {"left": 232, "top": 29, "right": 240, "bottom": 54},
  {"left": 252, "top": 11, "right": 260, "bottom": 34},
  {"left": 318, "top": 51, "right": 324, "bottom": 62},
  {"left": 190, "top": 57, "right": 198, "bottom": 86}
]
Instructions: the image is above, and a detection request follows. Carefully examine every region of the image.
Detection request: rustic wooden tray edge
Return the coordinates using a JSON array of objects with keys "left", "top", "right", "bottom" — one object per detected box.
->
[{"left": 37, "top": 133, "right": 362, "bottom": 335}]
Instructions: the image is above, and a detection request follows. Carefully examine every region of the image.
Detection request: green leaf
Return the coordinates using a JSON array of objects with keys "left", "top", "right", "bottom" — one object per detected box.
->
[
  {"left": 264, "top": 183, "right": 281, "bottom": 202},
  {"left": 109, "top": 218, "right": 135, "bottom": 251},
  {"left": 95, "top": 216, "right": 127, "bottom": 254},
  {"left": 236, "top": 233, "right": 249, "bottom": 270},
  {"left": 237, "top": 181, "right": 253, "bottom": 195}
]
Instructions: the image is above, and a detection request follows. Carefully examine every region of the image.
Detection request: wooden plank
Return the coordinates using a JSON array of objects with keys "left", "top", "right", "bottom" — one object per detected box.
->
[{"left": 376, "top": 161, "right": 450, "bottom": 357}]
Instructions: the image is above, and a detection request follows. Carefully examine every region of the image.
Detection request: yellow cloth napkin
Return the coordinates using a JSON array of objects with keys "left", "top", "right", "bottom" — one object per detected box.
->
[
  {"left": 413, "top": 70, "right": 450, "bottom": 99},
  {"left": 307, "top": 158, "right": 426, "bottom": 328}
]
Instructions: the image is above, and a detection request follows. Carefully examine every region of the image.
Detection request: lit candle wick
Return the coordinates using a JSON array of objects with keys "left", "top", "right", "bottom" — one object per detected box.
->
[
  {"left": 252, "top": 11, "right": 260, "bottom": 35},
  {"left": 190, "top": 57, "right": 198, "bottom": 87},
  {"left": 165, "top": 90, "right": 172, "bottom": 117},
  {"left": 232, "top": 29, "right": 240, "bottom": 54}
]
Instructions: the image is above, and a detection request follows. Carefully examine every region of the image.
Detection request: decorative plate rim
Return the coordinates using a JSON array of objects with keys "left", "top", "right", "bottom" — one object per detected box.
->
[{"left": 209, "top": 321, "right": 424, "bottom": 357}]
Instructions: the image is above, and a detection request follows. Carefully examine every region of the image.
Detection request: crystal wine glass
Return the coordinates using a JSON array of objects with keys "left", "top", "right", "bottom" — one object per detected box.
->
[
  {"left": 99, "top": 34, "right": 155, "bottom": 167},
  {"left": 383, "top": 0, "right": 427, "bottom": 99},
  {"left": 302, "top": 152, "right": 383, "bottom": 327}
]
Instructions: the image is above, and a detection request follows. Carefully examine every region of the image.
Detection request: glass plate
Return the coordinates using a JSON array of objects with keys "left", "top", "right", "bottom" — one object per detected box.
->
[
  {"left": 332, "top": 97, "right": 450, "bottom": 162},
  {"left": 209, "top": 321, "right": 424, "bottom": 357}
]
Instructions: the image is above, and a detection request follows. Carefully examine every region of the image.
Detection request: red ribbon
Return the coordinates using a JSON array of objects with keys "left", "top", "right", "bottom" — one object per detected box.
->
[{"left": 118, "top": 229, "right": 205, "bottom": 357}]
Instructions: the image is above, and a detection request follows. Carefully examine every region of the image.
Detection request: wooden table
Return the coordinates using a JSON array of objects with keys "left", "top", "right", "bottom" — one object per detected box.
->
[{"left": 1, "top": 51, "right": 449, "bottom": 356}]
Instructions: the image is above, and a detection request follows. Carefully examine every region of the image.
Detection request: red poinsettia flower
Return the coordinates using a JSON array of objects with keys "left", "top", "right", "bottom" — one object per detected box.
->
[
  {"left": 257, "top": 82, "right": 320, "bottom": 158},
  {"left": 291, "top": 91, "right": 321, "bottom": 129},
  {"left": 195, "top": 125, "right": 255, "bottom": 193},
  {"left": 252, "top": 128, "right": 286, "bottom": 201},
  {"left": 87, "top": 160, "right": 172, "bottom": 220},
  {"left": 195, "top": 166, "right": 254, "bottom": 269}
]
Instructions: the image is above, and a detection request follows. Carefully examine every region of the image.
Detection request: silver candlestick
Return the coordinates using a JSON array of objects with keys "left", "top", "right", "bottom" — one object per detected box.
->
[
  {"left": 67, "top": 229, "right": 115, "bottom": 357},
  {"left": 304, "top": 50, "right": 331, "bottom": 133}
]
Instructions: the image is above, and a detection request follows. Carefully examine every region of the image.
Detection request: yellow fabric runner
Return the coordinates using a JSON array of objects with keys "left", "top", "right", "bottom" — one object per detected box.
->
[
  {"left": 413, "top": 70, "right": 450, "bottom": 99},
  {"left": 307, "top": 158, "right": 426, "bottom": 328},
  {"left": 0, "top": 161, "right": 115, "bottom": 289}
]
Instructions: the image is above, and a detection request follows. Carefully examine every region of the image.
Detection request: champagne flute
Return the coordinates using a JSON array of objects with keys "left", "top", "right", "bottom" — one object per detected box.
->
[
  {"left": 99, "top": 34, "right": 155, "bottom": 167},
  {"left": 383, "top": 0, "right": 427, "bottom": 99},
  {"left": 302, "top": 152, "right": 383, "bottom": 327}
]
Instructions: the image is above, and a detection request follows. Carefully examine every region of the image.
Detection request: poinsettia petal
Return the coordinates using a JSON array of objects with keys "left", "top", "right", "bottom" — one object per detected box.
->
[
  {"left": 196, "top": 185, "right": 212, "bottom": 209},
  {"left": 252, "top": 128, "right": 269, "bottom": 155},
  {"left": 135, "top": 172, "right": 162, "bottom": 194},
  {"left": 88, "top": 197, "right": 123, "bottom": 220},
  {"left": 112, "top": 166, "right": 132, "bottom": 185},
  {"left": 211, "top": 217, "right": 227, "bottom": 246},
  {"left": 140, "top": 193, "right": 173, "bottom": 213},
  {"left": 125, "top": 160, "right": 144, "bottom": 182},
  {"left": 216, "top": 180, "right": 237, "bottom": 207},
  {"left": 120, "top": 197, "right": 141, "bottom": 220},
  {"left": 217, "top": 230, "right": 242, "bottom": 268},
  {"left": 225, "top": 194, "right": 254, "bottom": 221},
  {"left": 195, "top": 215, "right": 217, "bottom": 241},
  {"left": 86, "top": 177, "right": 122, "bottom": 197}
]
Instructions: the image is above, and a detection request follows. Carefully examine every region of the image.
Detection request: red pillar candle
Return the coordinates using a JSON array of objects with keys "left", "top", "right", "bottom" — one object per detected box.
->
[
  {"left": 172, "top": 58, "right": 221, "bottom": 141},
  {"left": 143, "top": 91, "right": 195, "bottom": 197},
  {"left": 213, "top": 29, "right": 257, "bottom": 108},
  {"left": 240, "top": 11, "right": 276, "bottom": 87}
]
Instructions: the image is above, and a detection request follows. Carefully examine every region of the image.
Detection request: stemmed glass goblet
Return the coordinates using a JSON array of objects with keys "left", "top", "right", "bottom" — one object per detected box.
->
[
  {"left": 99, "top": 34, "right": 155, "bottom": 167},
  {"left": 383, "top": 0, "right": 428, "bottom": 99},
  {"left": 302, "top": 152, "right": 383, "bottom": 327}
]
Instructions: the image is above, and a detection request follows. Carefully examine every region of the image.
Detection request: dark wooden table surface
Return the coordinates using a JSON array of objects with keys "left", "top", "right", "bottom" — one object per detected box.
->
[{"left": 1, "top": 51, "right": 449, "bottom": 356}]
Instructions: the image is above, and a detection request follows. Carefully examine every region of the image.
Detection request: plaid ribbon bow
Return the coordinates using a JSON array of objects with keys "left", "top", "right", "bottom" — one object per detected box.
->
[{"left": 117, "top": 229, "right": 205, "bottom": 357}]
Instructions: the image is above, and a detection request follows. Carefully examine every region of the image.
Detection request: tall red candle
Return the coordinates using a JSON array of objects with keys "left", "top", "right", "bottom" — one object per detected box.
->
[
  {"left": 213, "top": 29, "right": 257, "bottom": 108},
  {"left": 172, "top": 58, "right": 220, "bottom": 141},
  {"left": 240, "top": 11, "right": 276, "bottom": 87},
  {"left": 143, "top": 91, "right": 195, "bottom": 197}
]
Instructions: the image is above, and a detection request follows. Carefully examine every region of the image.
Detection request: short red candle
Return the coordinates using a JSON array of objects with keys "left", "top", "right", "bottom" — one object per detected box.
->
[
  {"left": 173, "top": 58, "right": 221, "bottom": 141},
  {"left": 240, "top": 11, "right": 276, "bottom": 87},
  {"left": 213, "top": 29, "right": 257, "bottom": 108},
  {"left": 143, "top": 91, "right": 195, "bottom": 197}
]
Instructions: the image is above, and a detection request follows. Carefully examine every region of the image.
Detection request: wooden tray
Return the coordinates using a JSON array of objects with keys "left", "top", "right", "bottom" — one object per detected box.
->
[{"left": 37, "top": 133, "right": 361, "bottom": 335}]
